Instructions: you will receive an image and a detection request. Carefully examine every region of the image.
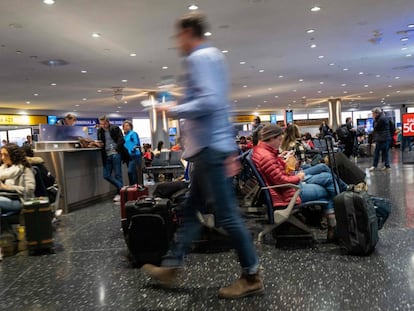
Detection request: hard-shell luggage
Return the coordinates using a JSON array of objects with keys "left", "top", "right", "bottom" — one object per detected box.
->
[
  {"left": 370, "top": 196, "right": 391, "bottom": 230},
  {"left": 124, "top": 197, "right": 174, "bottom": 267},
  {"left": 334, "top": 191, "right": 379, "bottom": 255},
  {"left": 120, "top": 184, "right": 149, "bottom": 233},
  {"left": 23, "top": 198, "right": 53, "bottom": 254}
]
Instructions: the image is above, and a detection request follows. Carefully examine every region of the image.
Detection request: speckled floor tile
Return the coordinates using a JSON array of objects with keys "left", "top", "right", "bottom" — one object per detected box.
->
[{"left": 0, "top": 150, "right": 413, "bottom": 310}]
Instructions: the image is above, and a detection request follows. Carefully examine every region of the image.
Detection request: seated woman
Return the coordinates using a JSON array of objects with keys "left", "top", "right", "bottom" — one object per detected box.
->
[
  {"left": 0, "top": 143, "right": 36, "bottom": 215},
  {"left": 252, "top": 124, "right": 336, "bottom": 241},
  {"left": 281, "top": 123, "right": 348, "bottom": 195}
]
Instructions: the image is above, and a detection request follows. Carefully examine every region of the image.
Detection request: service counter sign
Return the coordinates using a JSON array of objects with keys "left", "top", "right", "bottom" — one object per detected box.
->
[
  {"left": 402, "top": 113, "right": 414, "bottom": 137},
  {"left": 0, "top": 114, "right": 46, "bottom": 125}
]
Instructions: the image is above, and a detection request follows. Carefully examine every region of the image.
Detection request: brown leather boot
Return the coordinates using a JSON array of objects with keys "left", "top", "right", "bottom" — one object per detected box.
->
[
  {"left": 218, "top": 272, "right": 264, "bottom": 299},
  {"left": 141, "top": 264, "right": 180, "bottom": 286}
]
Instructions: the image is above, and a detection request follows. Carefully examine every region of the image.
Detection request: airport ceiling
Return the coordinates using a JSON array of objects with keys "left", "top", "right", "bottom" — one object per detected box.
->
[{"left": 1, "top": 0, "right": 414, "bottom": 118}]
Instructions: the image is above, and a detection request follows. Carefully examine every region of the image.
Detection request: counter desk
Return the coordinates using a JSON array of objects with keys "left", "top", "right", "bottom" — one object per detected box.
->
[{"left": 34, "top": 145, "right": 126, "bottom": 214}]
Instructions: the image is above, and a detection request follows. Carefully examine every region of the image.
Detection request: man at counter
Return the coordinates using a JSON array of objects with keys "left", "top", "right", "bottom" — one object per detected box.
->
[{"left": 95, "top": 115, "right": 130, "bottom": 202}]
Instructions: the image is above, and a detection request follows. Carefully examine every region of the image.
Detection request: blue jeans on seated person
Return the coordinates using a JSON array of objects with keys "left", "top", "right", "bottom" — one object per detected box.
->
[
  {"left": 103, "top": 153, "right": 123, "bottom": 192},
  {"left": 303, "top": 163, "right": 347, "bottom": 193},
  {"left": 0, "top": 196, "right": 22, "bottom": 213},
  {"left": 300, "top": 183, "right": 333, "bottom": 214},
  {"left": 161, "top": 148, "right": 260, "bottom": 275}
]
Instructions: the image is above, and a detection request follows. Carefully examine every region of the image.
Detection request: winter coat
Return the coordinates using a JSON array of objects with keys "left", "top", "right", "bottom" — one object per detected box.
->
[
  {"left": 97, "top": 124, "right": 131, "bottom": 164},
  {"left": 372, "top": 112, "right": 391, "bottom": 143},
  {"left": 0, "top": 164, "right": 36, "bottom": 201},
  {"left": 251, "top": 143, "right": 301, "bottom": 207}
]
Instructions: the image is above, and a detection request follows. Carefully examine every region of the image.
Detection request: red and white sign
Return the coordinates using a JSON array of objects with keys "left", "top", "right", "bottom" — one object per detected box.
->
[{"left": 402, "top": 113, "right": 414, "bottom": 137}]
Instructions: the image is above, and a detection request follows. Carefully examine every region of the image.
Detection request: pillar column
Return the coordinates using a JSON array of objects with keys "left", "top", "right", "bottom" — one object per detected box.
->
[
  {"left": 147, "top": 92, "right": 170, "bottom": 149},
  {"left": 328, "top": 98, "right": 342, "bottom": 130}
]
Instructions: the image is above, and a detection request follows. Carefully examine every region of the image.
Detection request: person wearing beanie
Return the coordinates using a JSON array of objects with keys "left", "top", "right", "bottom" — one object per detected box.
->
[{"left": 252, "top": 124, "right": 337, "bottom": 241}]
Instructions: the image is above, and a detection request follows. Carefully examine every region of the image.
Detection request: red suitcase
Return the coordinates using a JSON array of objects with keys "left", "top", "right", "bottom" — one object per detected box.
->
[{"left": 120, "top": 184, "right": 149, "bottom": 233}]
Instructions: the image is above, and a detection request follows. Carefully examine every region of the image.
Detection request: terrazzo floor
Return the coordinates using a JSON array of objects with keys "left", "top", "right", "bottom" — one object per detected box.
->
[{"left": 1, "top": 149, "right": 413, "bottom": 311}]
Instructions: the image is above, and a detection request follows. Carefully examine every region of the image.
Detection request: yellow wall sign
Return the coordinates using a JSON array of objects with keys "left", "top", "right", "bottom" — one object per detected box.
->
[
  {"left": 232, "top": 115, "right": 255, "bottom": 123},
  {"left": 0, "top": 115, "right": 47, "bottom": 125}
]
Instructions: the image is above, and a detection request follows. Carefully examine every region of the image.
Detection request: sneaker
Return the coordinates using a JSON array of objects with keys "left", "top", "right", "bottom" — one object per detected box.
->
[
  {"left": 113, "top": 194, "right": 121, "bottom": 202},
  {"left": 218, "top": 272, "right": 264, "bottom": 299},
  {"left": 368, "top": 166, "right": 376, "bottom": 172},
  {"left": 141, "top": 264, "right": 180, "bottom": 286},
  {"left": 381, "top": 166, "right": 391, "bottom": 171}
]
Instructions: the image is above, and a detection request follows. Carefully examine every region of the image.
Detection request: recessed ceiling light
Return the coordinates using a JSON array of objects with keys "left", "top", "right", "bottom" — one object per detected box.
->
[
  {"left": 408, "top": 24, "right": 414, "bottom": 28},
  {"left": 97, "top": 89, "right": 102, "bottom": 93},
  {"left": 318, "top": 55, "right": 324, "bottom": 59},
  {"left": 82, "top": 98, "right": 87, "bottom": 101},
  {"left": 259, "top": 69, "right": 264, "bottom": 73},
  {"left": 343, "top": 68, "right": 349, "bottom": 71},
  {"left": 406, "top": 54, "right": 412, "bottom": 57},
  {"left": 386, "top": 94, "right": 390, "bottom": 97},
  {"left": 247, "top": 94, "right": 251, "bottom": 97},
  {"left": 376, "top": 74, "right": 381, "bottom": 77},
  {"left": 388, "top": 85, "right": 392, "bottom": 87},
  {"left": 243, "top": 85, "right": 247, "bottom": 88},
  {"left": 364, "top": 85, "right": 369, "bottom": 87},
  {"left": 292, "top": 89, "right": 297, "bottom": 92},
  {"left": 263, "top": 100, "right": 267, "bottom": 103},
  {"left": 188, "top": 4, "right": 199, "bottom": 10},
  {"left": 122, "top": 79, "right": 128, "bottom": 82},
  {"left": 239, "top": 61, "right": 246, "bottom": 65},
  {"left": 274, "top": 95, "right": 279, "bottom": 98},
  {"left": 319, "top": 81, "right": 324, "bottom": 85},
  {"left": 299, "top": 79, "right": 304, "bottom": 82},
  {"left": 234, "top": 100, "right": 238, "bottom": 103},
  {"left": 310, "top": 44, "right": 317, "bottom": 48},
  {"left": 16, "top": 50, "right": 22, "bottom": 54},
  {"left": 401, "top": 47, "right": 408, "bottom": 51},
  {"left": 117, "top": 106, "right": 122, "bottom": 109},
  {"left": 92, "top": 32, "right": 101, "bottom": 38},
  {"left": 341, "top": 83, "right": 347, "bottom": 86},
  {"left": 395, "top": 76, "right": 400, "bottom": 79},
  {"left": 204, "top": 32, "right": 212, "bottom": 37},
  {"left": 75, "top": 104, "right": 80, "bottom": 107},
  {"left": 278, "top": 75, "right": 284, "bottom": 78},
  {"left": 311, "top": 6, "right": 321, "bottom": 12},
  {"left": 124, "top": 101, "right": 128, "bottom": 104},
  {"left": 369, "top": 91, "right": 374, "bottom": 94},
  {"left": 26, "top": 101, "right": 30, "bottom": 104},
  {"left": 33, "top": 93, "right": 39, "bottom": 96},
  {"left": 162, "top": 66, "right": 168, "bottom": 70},
  {"left": 359, "top": 72, "right": 364, "bottom": 75},
  {"left": 317, "top": 90, "right": 322, "bottom": 93},
  {"left": 401, "top": 37, "right": 409, "bottom": 41},
  {"left": 43, "top": 0, "right": 55, "bottom": 4},
  {"left": 302, "top": 96, "right": 307, "bottom": 99},
  {"left": 116, "top": 111, "right": 120, "bottom": 113},
  {"left": 50, "top": 83, "right": 56, "bottom": 86},
  {"left": 306, "top": 29, "right": 315, "bottom": 33},
  {"left": 222, "top": 50, "right": 229, "bottom": 54},
  {"left": 396, "top": 90, "right": 401, "bottom": 93},
  {"left": 81, "top": 70, "right": 87, "bottom": 73},
  {"left": 130, "top": 53, "right": 137, "bottom": 57},
  {"left": 343, "top": 91, "right": 348, "bottom": 94},
  {"left": 268, "top": 88, "right": 272, "bottom": 91}
]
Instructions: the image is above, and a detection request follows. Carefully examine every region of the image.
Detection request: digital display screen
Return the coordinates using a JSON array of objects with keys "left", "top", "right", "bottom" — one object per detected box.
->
[
  {"left": 47, "top": 116, "right": 57, "bottom": 125},
  {"left": 169, "top": 127, "right": 177, "bottom": 135}
]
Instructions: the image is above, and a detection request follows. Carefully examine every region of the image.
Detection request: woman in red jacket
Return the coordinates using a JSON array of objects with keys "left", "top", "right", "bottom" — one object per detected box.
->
[{"left": 252, "top": 124, "right": 336, "bottom": 241}]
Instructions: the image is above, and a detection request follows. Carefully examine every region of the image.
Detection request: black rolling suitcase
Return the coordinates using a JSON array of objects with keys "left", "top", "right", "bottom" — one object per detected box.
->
[
  {"left": 334, "top": 191, "right": 379, "bottom": 255},
  {"left": 125, "top": 197, "right": 174, "bottom": 267},
  {"left": 23, "top": 198, "right": 53, "bottom": 254}
]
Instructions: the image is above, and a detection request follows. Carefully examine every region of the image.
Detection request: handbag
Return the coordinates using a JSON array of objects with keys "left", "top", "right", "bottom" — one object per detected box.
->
[{"left": 0, "top": 190, "right": 20, "bottom": 200}]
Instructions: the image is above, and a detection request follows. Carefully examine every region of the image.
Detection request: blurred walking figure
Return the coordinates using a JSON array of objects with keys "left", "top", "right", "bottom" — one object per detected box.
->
[{"left": 142, "top": 11, "right": 263, "bottom": 299}]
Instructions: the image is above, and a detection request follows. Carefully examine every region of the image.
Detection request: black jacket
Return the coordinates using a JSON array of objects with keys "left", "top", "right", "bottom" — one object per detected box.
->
[
  {"left": 97, "top": 124, "right": 131, "bottom": 164},
  {"left": 373, "top": 112, "right": 392, "bottom": 143}
]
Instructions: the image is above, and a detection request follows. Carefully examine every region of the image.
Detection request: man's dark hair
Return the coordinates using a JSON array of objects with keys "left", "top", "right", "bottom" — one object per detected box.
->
[{"left": 177, "top": 12, "right": 208, "bottom": 38}]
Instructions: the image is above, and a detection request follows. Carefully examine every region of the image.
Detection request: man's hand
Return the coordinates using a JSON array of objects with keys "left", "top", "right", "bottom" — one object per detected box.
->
[{"left": 296, "top": 172, "right": 305, "bottom": 181}]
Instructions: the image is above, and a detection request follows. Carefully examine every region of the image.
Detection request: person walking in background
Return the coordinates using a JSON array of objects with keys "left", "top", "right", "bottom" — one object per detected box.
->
[
  {"left": 122, "top": 120, "right": 143, "bottom": 185},
  {"left": 142, "top": 11, "right": 263, "bottom": 299},
  {"left": 370, "top": 107, "right": 392, "bottom": 171},
  {"left": 95, "top": 115, "right": 130, "bottom": 202},
  {"left": 251, "top": 116, "right": 263, "bottom": 146},
  {"left": 56, "top": 113, "right": 77, "bottom": 126}
]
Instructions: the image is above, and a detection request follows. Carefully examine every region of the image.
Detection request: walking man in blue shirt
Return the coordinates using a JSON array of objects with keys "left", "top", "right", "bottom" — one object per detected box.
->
[{"left": 142, "top": 11, "right": 263, "bottom": 299}]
